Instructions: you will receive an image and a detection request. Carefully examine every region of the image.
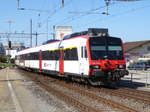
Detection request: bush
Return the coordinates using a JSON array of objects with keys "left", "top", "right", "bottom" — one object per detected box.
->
[
  {"left": 10, "top": 59, "right": 15, "bottom": 63},
  {"left": 0, "top": 56, "right": 7, "bottom": 63}
]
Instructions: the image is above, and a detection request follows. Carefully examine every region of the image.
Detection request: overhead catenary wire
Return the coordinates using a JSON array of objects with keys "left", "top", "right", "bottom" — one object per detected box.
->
[
  {"left": 35, "top": 0, "right": 116, "bottom": 32},
  {"left": 42, "top": 0, "right": 142, "bottom": 38},
  {"left": 15, "top": 0, "right": 147, "bottom": 45},
  {"left": 54, "top": 2, "right": 117, "bottom": 26},
  {"left": 48, "top": 0, "right": 143, "bottom": 26},
  {"left": 39, "top": 0, "right": 73, "bottom": 29},
  {"left": 73, "top": 3, "right": 150, "bottom": 30}
]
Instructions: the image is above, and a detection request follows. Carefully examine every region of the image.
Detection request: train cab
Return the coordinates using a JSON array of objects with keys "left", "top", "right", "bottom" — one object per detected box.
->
[{"left": 85, "top": 28, "right": 129, "bottom": 84}]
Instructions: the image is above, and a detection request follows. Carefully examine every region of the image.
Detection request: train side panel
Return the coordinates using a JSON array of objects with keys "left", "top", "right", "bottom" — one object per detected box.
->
[{"left": 59, "top": 37, "right": 89, "bottom": 76}]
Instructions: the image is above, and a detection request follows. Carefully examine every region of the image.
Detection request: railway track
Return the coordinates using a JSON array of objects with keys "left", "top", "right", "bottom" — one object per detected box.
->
[
  {"left": 89, "top": 87, "right": 150, "bottom": 105},
  {"left": 18, "top": 69, "right": 141, "bottom": 112},
  {"left": 39, "top": 80, "right": 99, "bottom": 112},
  {"left": 20, "top": 70, "right": 100, "bottom": 112},
  {"left": 115, "top": 88, "right": 150, "bottom": 104},
  {"left": 51, "top": 79, "right": 139, "bottom": 112}
]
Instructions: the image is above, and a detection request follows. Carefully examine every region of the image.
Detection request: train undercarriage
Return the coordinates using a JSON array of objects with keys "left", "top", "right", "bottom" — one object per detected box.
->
[{"left": 87, "top": 69, "right": 129, "bottom": 86}]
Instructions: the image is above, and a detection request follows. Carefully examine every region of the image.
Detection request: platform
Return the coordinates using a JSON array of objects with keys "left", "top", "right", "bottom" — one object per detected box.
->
[
  {"left": 0, "top": 68, "right": 76, "bottom": 112},
  {"left": 121, "top": 70, "right": 150, "bottom": 92}
]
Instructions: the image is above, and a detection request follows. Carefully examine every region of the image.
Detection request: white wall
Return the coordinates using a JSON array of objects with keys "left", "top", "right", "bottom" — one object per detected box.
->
[{"left": 6, "top": 50, "right": 17, "bottom": 58}]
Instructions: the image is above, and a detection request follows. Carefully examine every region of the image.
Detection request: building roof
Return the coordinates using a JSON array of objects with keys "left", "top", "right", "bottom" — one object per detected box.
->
[{"left": 124, "top": 40, "right": 150, "bottom": 52}]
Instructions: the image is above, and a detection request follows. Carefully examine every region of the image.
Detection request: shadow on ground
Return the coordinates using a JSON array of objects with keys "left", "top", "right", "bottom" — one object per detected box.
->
[{"left": 118, "top": 80, "right": 149, "bottom": 89}]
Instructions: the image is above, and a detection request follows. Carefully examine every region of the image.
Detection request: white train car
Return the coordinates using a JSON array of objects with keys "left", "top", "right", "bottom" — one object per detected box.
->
[
  {"left": 15, "top": 28, "right": 128, "bottom": 85},
  {"left": 15, "top": 35, "right": 89, "bottom": 77}
]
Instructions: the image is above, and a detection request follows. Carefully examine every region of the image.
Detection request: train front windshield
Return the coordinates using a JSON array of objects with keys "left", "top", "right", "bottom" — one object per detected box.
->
[{"left": 90, "top": 37, "right": 124, "bottom": 60}]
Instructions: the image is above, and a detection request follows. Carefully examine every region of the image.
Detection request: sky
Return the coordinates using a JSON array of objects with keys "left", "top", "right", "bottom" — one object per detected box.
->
[{"left": 0, "top": 0, "right": 150, "bottom": 47}]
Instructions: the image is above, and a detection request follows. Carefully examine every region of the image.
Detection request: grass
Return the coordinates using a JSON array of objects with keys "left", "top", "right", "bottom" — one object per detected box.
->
[{"left": 0, "top": 62, "right": 15, "bottom": 67}]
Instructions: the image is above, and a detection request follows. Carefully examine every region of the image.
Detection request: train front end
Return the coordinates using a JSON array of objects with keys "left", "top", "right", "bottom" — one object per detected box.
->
[{"left": 87, "top": 29, "right": 128, "bottom": 85}]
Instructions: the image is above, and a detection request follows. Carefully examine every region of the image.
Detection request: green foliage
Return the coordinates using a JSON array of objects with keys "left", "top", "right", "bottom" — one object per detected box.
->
[
  {"left": 0, "top": 62, "right": 14, "bottom": 67},
  {"left": 10, "top": 59, "right": 15, "bottom": 63},
  {"left": 0, "top": 56, "right": 7, "bottom": 63}
]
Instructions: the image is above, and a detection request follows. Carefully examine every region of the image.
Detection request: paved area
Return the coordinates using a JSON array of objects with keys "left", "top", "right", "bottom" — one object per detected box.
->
[
  {"left": 0, "top": 68, "right": 77, "bottom": 112},
  {"left": 121, "top": 70, "right": 150, "bottom": 92}
]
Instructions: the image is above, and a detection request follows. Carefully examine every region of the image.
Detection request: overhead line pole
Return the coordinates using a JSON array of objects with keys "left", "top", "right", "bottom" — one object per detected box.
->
[{"left": 30, "top": 19, "right": 32, "bottom": 47}]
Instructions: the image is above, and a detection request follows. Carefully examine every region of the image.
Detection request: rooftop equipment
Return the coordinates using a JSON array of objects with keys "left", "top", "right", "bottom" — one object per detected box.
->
[{"left": 63, "top": 28, "right": 109, "bottom": 40}]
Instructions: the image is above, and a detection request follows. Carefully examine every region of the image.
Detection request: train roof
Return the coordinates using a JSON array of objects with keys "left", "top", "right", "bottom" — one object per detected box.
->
[
  {"left": 63, "top": 28, "right": 109, "bottom": 40},
  {"left": 42, "top": 39, "right": 59, "bottom": 45},
  {"left": 16, "top": 28, "right": 118, "bottom": 55}
]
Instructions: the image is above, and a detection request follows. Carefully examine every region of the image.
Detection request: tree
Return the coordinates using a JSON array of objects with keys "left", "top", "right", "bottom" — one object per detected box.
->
[{"left": 0, "top": 56, "right": 7, "bottom": 63}]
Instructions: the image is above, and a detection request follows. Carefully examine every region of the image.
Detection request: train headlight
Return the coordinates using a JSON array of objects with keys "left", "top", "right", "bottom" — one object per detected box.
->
[
  {"left": 90, "top": 65, "right": 100, "bottom": 69},
  {"left": 117, "top": 65, "right": 126, "bottom": 69}
]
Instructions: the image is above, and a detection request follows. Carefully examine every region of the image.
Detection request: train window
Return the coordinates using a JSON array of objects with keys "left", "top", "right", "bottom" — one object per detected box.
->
[
  {"left": 108, "top": 46, "right": 123, "bottom": 60},
  {"left": 25, "top": 54, "right": 27, "bottom": 60},
  {"left": 81, "top": 46, "right": 83, "bottom": 58},
  {"left": 56, "top": 50, "right": 60, "bottom": 60},
  {"left": 64, "top": 49, "right": 69, "bottom": 60},
  {"left": 91, "top": 46, "right": 106, "bottom": 51},
  {"left": 43, "top": 50, "right": 60, "bottom": 60},
  {"left": 64, "top": 50, "right": 67, "bottom": 60},
  {"left": 72, "top": 48, "right": 78, "bottom": 60},
  {"left": 32, "top": 53, "right": 35, "bottom": 60},
  {"left": 54, "top": 50, "right": 59, "bottom": 60},
  {"left": 27, "top": 53, "right": 30, "bottom": 60},
  {"left": 42, "top": 51, "right": 51, "bottom": 60},
  {"left": 64, "top": 48, "right": 78, "bottom": 60},
  {"left": 107, "top": 37, "right": 121, "bottom": 45},
  {"left": 42, "top": 51, "right": 46, "bottom": 60},
  {"left": 108, "top": 46, "right": 122, "bottom": 51},
  {"left": 51, "top": 51, "right": 55, "bottom": 60},
  {"left": 49, "top": 51, "right": 51, "bottom": 60},
  {"left": 84, "top": 47, "right": 87, "bottom": 58},
  {"left": 30, "top": 53, "right": 33, "bottom": 60},
  {"left": 90, "top": 37, "right": 106, "bottom": 45},
  {"left": 81, "top": 46, "right": 87, "bottom": 58},
  {"left": 36, "top": 52, "right": 39, "bottom": 60}
]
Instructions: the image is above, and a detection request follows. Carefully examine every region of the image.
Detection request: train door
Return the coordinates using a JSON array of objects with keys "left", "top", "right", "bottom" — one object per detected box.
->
[
  {"left": 39, "top": 50, "right": 42, "bottom": 71},
  {"left": 59, "top": 49, "right": 64, "bottom": 74},
  {"left": 79, "top": 46, "right": 88, "bottom": 75}
]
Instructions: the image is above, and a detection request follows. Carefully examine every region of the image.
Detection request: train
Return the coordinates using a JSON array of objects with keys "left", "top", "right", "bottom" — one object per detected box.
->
[{"left": 15, "top": 28, "right": 129, "bottom": 86}]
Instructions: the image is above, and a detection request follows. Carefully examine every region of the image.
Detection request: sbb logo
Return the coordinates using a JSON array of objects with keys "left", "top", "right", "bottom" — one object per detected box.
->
[{"left": 44, "top": 63, "right": 50, "bottom": 67}]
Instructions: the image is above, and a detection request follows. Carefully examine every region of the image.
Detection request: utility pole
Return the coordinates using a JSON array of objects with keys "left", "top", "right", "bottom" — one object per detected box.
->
[
  {"left": 17, "top": 0, "right": 20, "bottom": 9},
  {"left": 4, "top": 20, "right": 15, "bottom": 62},
  {"left": 47, "top": 19, "right": 49, "bottom": 41},
  {"left": 62, "top": 0, "right": 64, "bottom": 7},
  {"left": 53, "top": 25, "right": 55, "bottom": 39},
  {"left": 30, "top": 19, "right": 32, "bottom": 47},
  {"left": 35, "top": 32, "right": 38, "bottom": 46},
  {"left": 5, "top": 20, "right": 14, "bottom": 41}
]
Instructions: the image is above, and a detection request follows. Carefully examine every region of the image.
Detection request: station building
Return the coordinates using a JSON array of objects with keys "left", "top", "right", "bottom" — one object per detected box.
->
[
  {"left": 3, "top": 42, "right": 25, "bottom": 58},
  {"left": 124, "top": 40, "right": 150, "bottom": 63}
]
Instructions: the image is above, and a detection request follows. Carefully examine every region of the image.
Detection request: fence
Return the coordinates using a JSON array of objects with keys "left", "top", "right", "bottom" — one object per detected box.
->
[{"left": 128, "top": 70, "right": 150, "bottom": 88}]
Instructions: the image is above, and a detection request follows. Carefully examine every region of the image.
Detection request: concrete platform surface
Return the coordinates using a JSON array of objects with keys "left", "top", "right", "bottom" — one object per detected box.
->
[
  {"left": 0, "top": 68, "right": 77, "bottom": 112},
  {"left": 121, "top": 70, "right": 150, "bottom": 92}
]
